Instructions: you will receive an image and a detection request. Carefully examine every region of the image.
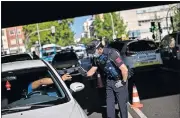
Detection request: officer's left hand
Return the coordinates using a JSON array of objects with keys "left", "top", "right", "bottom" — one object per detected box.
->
[{"left": 115, "top": 80, "right": 123, "bottom": 88}]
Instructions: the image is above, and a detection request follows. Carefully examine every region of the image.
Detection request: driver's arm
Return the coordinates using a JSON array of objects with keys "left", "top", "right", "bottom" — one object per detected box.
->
[{"left": 30, "top": 74, "right": 72, "bottom": 90}]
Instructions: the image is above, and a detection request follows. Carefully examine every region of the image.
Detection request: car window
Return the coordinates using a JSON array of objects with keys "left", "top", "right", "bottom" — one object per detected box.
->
[
  {"left": 109, "top": 42, "right": 125, "bottom": 52},
  {"left": 42, "top": 52, "right": 55, "bottom": 57},
  {"left": 1, "top": 66, "right": 68, "bottom": 113},
  {"left": 52, "top": 51, "right": 78, "bottom": 69},
  {"left": 161, "top": 33, "right": 177, "bottom": 48},
  {"left": 128, "top": 41, "right": 157, "bottom": 52},
  {"left": 2, "top": 54, "right": 32, "bottom": 63}
]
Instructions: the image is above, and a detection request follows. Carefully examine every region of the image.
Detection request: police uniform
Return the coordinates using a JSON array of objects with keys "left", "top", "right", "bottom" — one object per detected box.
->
[{"left": 92, "top": 47, "right": 128, "bottom": 118}]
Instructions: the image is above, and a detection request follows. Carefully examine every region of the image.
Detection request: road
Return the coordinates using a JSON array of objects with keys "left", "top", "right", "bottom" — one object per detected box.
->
[{"left": 73, "top": 62, "right": 180, "bottom": 118}]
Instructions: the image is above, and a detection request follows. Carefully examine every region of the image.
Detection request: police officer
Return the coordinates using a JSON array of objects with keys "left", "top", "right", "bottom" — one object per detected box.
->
[{"left": 80, "top": 39, "right": 129, "bottom": 118}]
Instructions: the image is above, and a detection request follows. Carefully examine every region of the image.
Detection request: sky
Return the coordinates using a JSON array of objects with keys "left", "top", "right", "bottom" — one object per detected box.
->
[{"left": 71, "top": 15, "right": 91, "bottom": 39}]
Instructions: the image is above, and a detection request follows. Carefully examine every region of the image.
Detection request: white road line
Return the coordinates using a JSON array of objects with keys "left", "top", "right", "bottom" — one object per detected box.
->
[
  {"left": 128, "top": 112, "right": 133, "bottom": 118},
  {"left": 128, "top": 102, "right": 147, "bottom": 118}
]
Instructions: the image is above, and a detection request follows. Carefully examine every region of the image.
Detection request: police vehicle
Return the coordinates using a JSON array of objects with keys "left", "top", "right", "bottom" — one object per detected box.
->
[{"left": 109, "top": 39, "right": 163, "bottom": 71}]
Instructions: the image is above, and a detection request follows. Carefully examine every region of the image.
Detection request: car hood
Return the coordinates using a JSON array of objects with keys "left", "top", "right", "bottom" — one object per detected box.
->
[{"left": 2, "top": 99, "right": 87, "bottom": 118}]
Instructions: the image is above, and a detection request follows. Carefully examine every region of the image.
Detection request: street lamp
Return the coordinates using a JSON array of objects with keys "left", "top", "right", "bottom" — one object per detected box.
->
[{"left": 109, "top": 13, "right": 116, "bottom": 40}]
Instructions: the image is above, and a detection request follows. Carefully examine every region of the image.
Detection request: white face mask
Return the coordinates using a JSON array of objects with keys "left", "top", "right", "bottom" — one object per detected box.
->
[{"left": 93, "top": 50, "right": 100, "bottom": 57}]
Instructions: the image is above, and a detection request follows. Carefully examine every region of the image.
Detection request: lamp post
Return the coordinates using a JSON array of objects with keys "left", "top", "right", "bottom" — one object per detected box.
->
[{"left": 109, "top": 13, "right": 116, "bottom": 40}]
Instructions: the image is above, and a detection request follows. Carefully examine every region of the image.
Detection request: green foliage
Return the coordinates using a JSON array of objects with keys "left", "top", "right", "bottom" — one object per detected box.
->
[
  {"left": 173, "top": 8, "right": 180, "bottom": 31},
  {"left": 80, "top": 37, "right": 93, "bottom": 45},
  {"left": 23, "top": 19, "right": 74, "bottom": 48},
  {"left": 93, "top": 12, "right": 127, "bottom": 41}
]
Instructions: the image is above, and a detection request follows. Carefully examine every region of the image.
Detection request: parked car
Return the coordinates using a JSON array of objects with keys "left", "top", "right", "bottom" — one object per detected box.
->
[
  {"left": 2, "top": 60, "right": 87, "bottom": 118},
  {"left": 160, "top": 31, "right": 180, "bottom": 60},
  {"left": 1, "top": 53, "right": 33, "bottom": 64},
  {"left": 109, "top": 39, "right": 163, "bottom": 71},
  {"left": 52, "top": 49, "right": 82, "bottom": 77}
]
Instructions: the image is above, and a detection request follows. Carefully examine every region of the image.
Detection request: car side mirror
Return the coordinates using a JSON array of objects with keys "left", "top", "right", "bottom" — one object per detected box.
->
[{"left": 70, "top": 82, "right": 85, "bottom": 93}]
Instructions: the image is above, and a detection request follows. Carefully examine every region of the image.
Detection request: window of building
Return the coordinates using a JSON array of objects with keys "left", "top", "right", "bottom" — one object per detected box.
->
[
  {"left": 11, "top": 39, "right": 16, "bottom": 45},
  {"left": 9, "top": 30, "right": 15, "bottom": 35},
  {"left": 2, "top": 30, "right": 5, "bottom": 36},
  {"left": 18, "top": 29, "right": 21, "bottom": 35},
  {"left": 19, "top": 38, "right": 23, "bottom": 44}
]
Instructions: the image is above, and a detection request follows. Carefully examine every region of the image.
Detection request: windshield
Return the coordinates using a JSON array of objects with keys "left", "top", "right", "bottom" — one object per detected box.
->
[
  {"left": 42, "top": 47, "right": 55, "bottom": 57},
  {"left": 2, "top": 54, "right": 32, "bottom": 63},
  {"left": 1, "top": 66, "right": 68, "bottom": 114},
  {"left": 128, "top": 41, "right": 157, "bottom": 52}
]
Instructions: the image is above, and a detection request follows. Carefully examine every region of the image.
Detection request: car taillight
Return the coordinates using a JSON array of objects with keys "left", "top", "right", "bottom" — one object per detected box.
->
[{"left": 126, "top": 51, "right": 136, "bottom": 56}]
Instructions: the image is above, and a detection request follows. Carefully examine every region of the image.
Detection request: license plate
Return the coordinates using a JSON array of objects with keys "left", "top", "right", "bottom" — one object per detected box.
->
[{"left": 134, "top": 61, "right": 160, "bottom": 67}]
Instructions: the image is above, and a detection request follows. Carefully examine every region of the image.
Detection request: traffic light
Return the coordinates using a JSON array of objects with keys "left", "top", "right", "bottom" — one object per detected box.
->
[{"left": 150, "top": 22, "right": 155, "bottom": 32}]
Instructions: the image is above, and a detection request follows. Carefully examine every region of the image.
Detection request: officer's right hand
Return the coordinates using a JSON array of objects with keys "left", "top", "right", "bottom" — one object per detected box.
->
[{"left": 78, "top": 67, "right": 87, "bottom": 77}]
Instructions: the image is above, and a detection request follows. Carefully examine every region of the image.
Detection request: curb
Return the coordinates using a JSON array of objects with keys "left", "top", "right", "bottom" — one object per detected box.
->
[{"left": 127, "top": 102, "right": 147, "bottom": 118}]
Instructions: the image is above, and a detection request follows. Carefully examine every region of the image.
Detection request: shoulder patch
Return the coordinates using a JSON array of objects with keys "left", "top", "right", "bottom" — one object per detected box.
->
[{"left": 115, "top": 57, "right": 122, "bottom": 63}]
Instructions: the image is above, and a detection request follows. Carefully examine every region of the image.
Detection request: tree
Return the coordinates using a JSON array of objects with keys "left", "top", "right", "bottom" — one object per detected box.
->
[
  {"left": 80, "top": 37, "right": 93, "bottom": 45},
  {"left": 23, "top": 18, "right": 74, "bottom": 48},
  {"left": 93, "top": 12, "right": 127, "bottom": 41},
  {"left": 173, "top": 8, "right": 180, "bottom": 31}
]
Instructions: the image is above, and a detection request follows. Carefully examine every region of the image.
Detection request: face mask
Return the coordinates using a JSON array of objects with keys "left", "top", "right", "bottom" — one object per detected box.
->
[{"left": 93, "top": 51, "right": 100, "bottom": 57}]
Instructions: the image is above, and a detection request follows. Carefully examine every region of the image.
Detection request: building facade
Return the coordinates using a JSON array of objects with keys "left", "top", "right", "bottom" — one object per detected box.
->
[
  {"left": 5, "top": 26, "right": 26, "bottom": 54},
  {"left": 2, "top": 29, "right": 10, "bottom": 54},
  {"left": 119, "top": 4, "right": 176, "bottom": 42}
]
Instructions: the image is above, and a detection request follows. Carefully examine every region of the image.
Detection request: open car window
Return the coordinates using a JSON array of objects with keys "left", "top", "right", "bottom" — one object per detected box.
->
[{"left": 2, "top": 54, "right": 32, "bottom": 63}]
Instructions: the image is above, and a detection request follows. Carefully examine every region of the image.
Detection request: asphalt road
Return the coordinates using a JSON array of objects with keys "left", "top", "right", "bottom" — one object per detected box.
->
[
  {"left": 72, "top": 60, "right": 180, "bottom": 118},
  {"left": 131, "top": 68, "right": 180, "bottom": 118}
]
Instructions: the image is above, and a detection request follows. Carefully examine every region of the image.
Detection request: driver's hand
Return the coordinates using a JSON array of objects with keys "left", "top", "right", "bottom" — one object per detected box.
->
[{"left": 62, "top": 73, "right": 72, "bottom": 81}]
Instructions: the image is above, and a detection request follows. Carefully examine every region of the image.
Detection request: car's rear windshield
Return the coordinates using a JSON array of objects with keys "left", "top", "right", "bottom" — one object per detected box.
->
[
  {"left": 53, "top": 51, "right": 78, "bottom": 62},
  {"left": 109, "top": 42, "right": 125, "bottom": 52},
  {"left": 2, "top": 54, "right": 32, "bottom": 63},
  {"left": 128, "top": 40, "right": 157, "bottom": 52}
]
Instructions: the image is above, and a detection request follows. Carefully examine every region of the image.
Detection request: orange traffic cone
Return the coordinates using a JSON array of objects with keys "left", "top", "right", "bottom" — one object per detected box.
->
[{"left": 131, "top": 85, "right": 143, "bottom": 108}]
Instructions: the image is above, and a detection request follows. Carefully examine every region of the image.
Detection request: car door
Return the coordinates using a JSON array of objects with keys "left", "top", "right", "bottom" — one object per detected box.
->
[{"left": 176, "top": 32, "right": 180, "bottom": 60}]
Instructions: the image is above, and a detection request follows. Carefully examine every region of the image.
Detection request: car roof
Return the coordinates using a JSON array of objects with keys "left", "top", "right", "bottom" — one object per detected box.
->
[
  {"left": 2, "top": 53, "right": 32, "bottom": 57},
  {"left": 2, "top": 60, "right": 46, "bottom": 72}
]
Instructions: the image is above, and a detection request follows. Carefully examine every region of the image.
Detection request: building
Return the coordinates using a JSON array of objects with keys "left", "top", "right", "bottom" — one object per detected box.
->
[
  {"left": 2, "top": 29, "right": 10, "bottom": 54},
  {"left": 119, "top": 4, "right": 176, "bottom": 42},
  {"left": 82, "top": 18, "right": 94, "bottom": 38},
  {"left": 5, "top": 26, "right": 26, "bottom": 54}
]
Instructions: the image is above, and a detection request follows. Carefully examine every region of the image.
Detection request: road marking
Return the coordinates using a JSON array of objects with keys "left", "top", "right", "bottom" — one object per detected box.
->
[
  {"left": 128, "top": 102, "right": 147, "bottom": 118},
  {"left": 128, "top": 112, "right": 133, "bottom": 118}
]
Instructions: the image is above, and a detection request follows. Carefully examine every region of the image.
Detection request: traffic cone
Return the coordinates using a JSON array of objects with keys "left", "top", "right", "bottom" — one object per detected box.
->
[{"left": 131, "top": 85, "right": 143, "bottom": 108}]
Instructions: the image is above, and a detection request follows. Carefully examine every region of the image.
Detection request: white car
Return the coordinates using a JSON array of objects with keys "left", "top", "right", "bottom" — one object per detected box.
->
[
  {"left": 109, "top": 39, "right": 163, "bottom": 71},
  {"left": 2, "top": 60, "right": 88, "bottom": 118}
]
